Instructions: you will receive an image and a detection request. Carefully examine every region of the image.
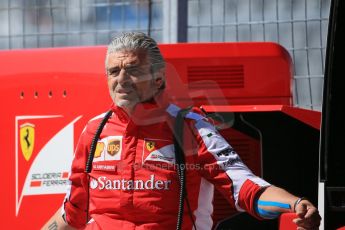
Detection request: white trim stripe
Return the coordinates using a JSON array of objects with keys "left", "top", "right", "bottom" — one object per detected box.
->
[
  {"left": 194, "top": 119, "right": 270, "bottom": 211},
  {"left": 194, "top": 178, "right": 214, "bottom": 230}
]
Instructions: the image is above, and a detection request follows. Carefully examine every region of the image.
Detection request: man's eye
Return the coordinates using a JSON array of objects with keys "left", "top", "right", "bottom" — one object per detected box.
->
[
  {"left": 127, "top": 68, "right": 142, "bottom": 76},
  {"left": 109, "top": 70, "right": 120, "bottom": 76}
]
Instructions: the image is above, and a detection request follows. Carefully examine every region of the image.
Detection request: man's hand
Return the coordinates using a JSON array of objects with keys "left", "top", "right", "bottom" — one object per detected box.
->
[{"left": 293, "top": 200, "right": 321, "bottom": 230}]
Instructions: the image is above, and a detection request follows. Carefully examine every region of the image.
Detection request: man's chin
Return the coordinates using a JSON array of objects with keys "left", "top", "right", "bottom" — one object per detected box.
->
[{"left": 115, "top": 100, "right": 137, "bottom": 110}]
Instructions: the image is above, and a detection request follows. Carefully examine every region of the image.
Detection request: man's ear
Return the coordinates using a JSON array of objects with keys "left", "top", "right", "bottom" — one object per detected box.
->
[{"left": 153, "top": 68, "right": 165, "bottom": 89}]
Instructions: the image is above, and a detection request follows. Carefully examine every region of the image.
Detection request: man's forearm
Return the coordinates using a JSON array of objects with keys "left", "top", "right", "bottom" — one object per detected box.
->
[
  {"left": 257, "top": 185, "right": 298, "bottom": 213},
  {"left": 256, "top": 185, "right": 321, "bottom": 229},
  {"left": 41, "top": 208, "right": 75, "bottom": 230}
]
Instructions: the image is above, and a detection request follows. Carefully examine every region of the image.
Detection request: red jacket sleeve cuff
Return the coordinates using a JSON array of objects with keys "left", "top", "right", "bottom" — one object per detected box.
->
[
  {"left": 237, "top": 179, "right": 268, "bottom": 220},
  {"left": 64, "top": 201, "right": 87, "bottom": 228}
]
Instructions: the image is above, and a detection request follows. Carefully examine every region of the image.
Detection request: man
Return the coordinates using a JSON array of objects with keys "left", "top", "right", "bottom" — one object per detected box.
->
[{"left": 43, "top": 32, "right": 321, "bottom": 230}]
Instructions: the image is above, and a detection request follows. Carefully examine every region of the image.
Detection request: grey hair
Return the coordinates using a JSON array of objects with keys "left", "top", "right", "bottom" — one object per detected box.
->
[{"left": 106, "top": 32, "right": 166, "bottom": 73}]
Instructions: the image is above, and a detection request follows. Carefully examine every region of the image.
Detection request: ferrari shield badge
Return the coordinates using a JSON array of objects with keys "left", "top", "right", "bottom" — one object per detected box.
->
[
  {"left": 145, "top": 141, "right": 155, "bottom": 152},
  {"left": 20, "top": 123, "right": 35, "bottom": 161}
]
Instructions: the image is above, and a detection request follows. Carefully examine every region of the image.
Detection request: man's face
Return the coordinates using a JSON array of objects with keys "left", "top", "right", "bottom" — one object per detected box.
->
[{"left": 106, "top": 49, "right": 162, "bottom": 112}]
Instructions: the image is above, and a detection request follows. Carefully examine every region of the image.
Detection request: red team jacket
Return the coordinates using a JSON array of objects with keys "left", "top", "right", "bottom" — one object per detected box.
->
[{"left": 63, "top": 93, "right": 270, "bottom": 229}]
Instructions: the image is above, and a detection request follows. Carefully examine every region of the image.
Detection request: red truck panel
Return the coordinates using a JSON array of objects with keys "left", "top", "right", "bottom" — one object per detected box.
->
[{"left": 0, "top": 42, "right": 294, "bottom": 228}]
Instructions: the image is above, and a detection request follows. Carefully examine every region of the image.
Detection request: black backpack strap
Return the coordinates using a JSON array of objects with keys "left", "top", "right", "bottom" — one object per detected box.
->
[
  {"left": 173, "top": 107, "right": 197, "bottom": 230},
  {"left": 84, "top": 110, "right": 113, "bottom": 224},
  {"left": 85, "top": 110, "right": 113, "bottom": 173}
]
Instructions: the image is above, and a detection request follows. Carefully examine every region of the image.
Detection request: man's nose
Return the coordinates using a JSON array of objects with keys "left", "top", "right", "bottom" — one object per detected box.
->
[{"left": 117, "top": 68, "right": 129, "bottom": 84}]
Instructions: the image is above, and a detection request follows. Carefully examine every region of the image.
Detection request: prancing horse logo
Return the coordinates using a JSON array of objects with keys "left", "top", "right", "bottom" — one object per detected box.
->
[
  {"left": 146, "top": 141, "right": 155, "bottom": 152},
  {"left": 20, "top": 123, "right": 35, "bottom": 161}
]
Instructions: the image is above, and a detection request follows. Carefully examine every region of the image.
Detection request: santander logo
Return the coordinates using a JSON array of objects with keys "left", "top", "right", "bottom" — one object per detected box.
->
[
  {"left": 89, "top": 175, "right": 171, "bottom": 190},
  {"left": 90, "top": 179, "right": 99, "bottom": 189}
]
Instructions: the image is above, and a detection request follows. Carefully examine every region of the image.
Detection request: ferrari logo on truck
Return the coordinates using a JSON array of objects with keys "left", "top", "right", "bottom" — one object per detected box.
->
[
  {"left": 15, "top": 115, "right": 81, "bottom": 216},
  {"left": 20, "top": 123, "right": 35, "bottom": 161}
]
